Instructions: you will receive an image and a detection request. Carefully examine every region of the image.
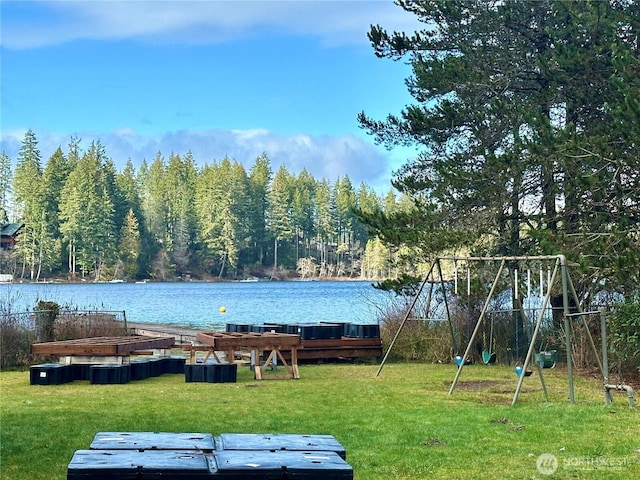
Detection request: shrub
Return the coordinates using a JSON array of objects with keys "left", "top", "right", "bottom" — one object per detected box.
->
[
  {"left": 607, "top": 297, "right": 640, "bottom": 381},
  {"left": 0, "top": 313, "right": 38, "bottom": 368},
  {"left": 0, "top": 302, "right": 129, "bottom": 368},
  {"left": 54, "top": 311, "right": 128, "bottom": 340},
  {"left": 379, "top": 304, "right": 452, "bottom": 363}
]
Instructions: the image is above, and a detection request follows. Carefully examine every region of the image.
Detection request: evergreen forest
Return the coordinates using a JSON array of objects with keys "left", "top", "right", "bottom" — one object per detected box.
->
[{"left": 0, "top": 130, "right": 404, "bottom": 282}]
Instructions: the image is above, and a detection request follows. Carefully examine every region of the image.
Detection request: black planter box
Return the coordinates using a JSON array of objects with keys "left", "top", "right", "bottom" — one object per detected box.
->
[{"left": 30, "top": 363, "right": 73, "bottom": 385}]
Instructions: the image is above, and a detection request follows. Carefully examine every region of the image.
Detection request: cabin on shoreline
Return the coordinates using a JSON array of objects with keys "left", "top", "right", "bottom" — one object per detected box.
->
[{"left": 1, "top": 223, "right": 23, "bottom": 250}]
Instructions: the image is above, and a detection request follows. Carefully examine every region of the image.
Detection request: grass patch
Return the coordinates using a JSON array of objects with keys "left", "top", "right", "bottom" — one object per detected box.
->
[{"left": 1, "top": 363, "right": 639, "bottom": 479}]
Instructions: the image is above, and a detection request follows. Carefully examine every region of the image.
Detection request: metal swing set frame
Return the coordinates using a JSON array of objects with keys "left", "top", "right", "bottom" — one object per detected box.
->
[{"left": 376, "top": 254, "right": 614, "bottom": 406}]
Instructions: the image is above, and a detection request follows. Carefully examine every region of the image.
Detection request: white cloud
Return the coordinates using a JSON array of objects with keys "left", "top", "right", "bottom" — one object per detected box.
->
[
  {"left": 0, "top": 127, "right": 402, "bottom": 192},
  {"left": 2, "top": 0, "right": 423, "bottom": 50}
]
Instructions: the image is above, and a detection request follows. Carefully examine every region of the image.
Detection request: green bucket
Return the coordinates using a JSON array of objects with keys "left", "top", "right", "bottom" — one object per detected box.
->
[{"left": 534, "top": 350, "right": 557, "bottom": 369}]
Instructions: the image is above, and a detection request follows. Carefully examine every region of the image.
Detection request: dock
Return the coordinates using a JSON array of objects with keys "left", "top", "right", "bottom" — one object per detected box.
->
[{"left": 128, "top": 322, "right": 383, "bottom": 363}]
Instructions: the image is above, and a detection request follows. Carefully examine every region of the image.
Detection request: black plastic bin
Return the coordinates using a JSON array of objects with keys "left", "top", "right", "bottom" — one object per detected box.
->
[
  {"left": 184, "top": 363, "right": 206, "bottom": 382},
  {"left": 89, "top": 364, "right": 131, "bottom": 385},
  {"left": 147, "top": 357, "right": 164, "bottom": 377},
  {"left": 72, "top": 364, "right": 91, "bottom": 381},
  {"left": 346, "top": 324, "right": 380, "bottom": 339},
  {"left": 251, "top": 324, "right": 287, "bottom": 334},
  {"left": 211, "top": 449, "right": 353, "bottom": 479},
  {"left": 129, "top": 359, "right": 151, "bottom": 381},
  {"left": 90, "top": 432, "right": 215, "bottom": 452},
  {"left": 285, "top": 324, "right": 301, "bottom": 335},
  {"left": 184, "top": 362, "right": 237, "bottom": 383},
  {"left": 318, "top": 324, "right": 343, "bottom": 340},
  {"left": 216, "top": 433, "right": 347, "bottom": 460},
  {"left": 162, "top": 356, "right": 186, "bottom": 374},
  {"left": 297, "top": 324, "right": 343, "bottom": 340},
  {"left": 67, "top": 449, "right": 214, "bottom": 480},
  {"left": 226, "top": 323, "right": 251, "bottom": 333},
  {"left": 216, "top": 363, "right": 237, "bottom": 383},
  {"left": 30, "top": 363, "right": 73, "bottom": 385}
]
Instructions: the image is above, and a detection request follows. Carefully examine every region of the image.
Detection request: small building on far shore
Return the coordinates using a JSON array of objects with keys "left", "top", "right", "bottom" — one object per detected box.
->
[{"left": 1, "top": 223, "right": 23, "bottom": 250}]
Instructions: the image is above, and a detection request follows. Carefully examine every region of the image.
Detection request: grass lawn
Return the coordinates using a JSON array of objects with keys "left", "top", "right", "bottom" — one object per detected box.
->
[{"left": 1, "top": 361, "right": 638, "bottom": 479}]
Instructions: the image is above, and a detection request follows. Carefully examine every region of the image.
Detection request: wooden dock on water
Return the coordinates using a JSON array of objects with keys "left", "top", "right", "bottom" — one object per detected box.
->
[{"left": 128, "top": 322, "right": 383, "bottom": 363}]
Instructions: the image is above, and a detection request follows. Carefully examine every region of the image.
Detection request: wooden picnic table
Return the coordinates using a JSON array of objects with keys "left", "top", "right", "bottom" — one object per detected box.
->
[{"left": 195, "top": 332, "right": 301, "bottom": 380}]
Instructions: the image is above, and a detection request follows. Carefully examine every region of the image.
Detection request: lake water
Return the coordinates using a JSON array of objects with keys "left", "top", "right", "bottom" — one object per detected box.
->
[{"left": 1, "top": 280, "right": 394, "bottom": 330}]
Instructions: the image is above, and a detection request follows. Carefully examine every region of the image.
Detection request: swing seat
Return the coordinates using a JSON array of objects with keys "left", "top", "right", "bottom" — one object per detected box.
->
[
  {"left": 482, "top": 350, "right": 496, "bottom": 365},
  {"left": 534, "top": 350, "right": 557, "bottom": 369},
  {"left": 514, "top": 366, "right": 533, "bottom": 377},
  {"left": 454, "top": 355, "right": 472, "bottom": 367}
]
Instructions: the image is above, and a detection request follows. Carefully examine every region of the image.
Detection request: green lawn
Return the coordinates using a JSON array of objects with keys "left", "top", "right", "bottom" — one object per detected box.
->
[{"left": 1, "top": 362, "right": 638, "bottom": 479}]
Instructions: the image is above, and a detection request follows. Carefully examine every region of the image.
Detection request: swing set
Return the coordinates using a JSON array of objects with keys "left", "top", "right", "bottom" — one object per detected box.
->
[{"left": 376, "top": 254, "right": 619, "bottom": 406}]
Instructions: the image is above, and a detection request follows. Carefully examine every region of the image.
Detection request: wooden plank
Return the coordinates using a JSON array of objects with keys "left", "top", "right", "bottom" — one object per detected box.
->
[
  {"left": 291, "top": 347, "right": 299, "bottom": 379},
  {"left": 30, "top": 336, "right": 174, "bottom": 356},
  {"left": 196, "top": 332, "right": 300, "bottom": 350},
  {"left": 299, "top": 338, "right": 382, "bottom": 348},
  {"left": 272, "top": 337, "right": 382, "bottom": 361},
  {"left": 280, "top": 347, "right": 383, "bottom": 361},
  {"left": 114, "top": 337, "right": 175, "bottom": 355}
]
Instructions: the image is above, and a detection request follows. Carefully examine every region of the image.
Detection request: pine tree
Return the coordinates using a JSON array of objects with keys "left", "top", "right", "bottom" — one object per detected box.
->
[
  {"left": 195, "top": 158, "right": 250, "bottom": 278},
  {"left": 165, "top": 152, "right": 198, "bottom": 274},
  {"left": 12, "top": 129, "right": 45, "bottom": 279},
  {"left": 314, "top": 179, "right": 336, "bottom": 276},
  {"left": 359, "top": 0, "right": 640, "bottom": 294},
  {"left": 59, "top": 141, "right": 116, "bottom": 279},
  {"left": 334, "top": 175, "right": 357, "bottom": 275},
  {"left": 0, "top": 151, "right": 12, "bottom": 222},
  {"left": 292, "top": 169, "right": 316, "bottom": 261},
  {"left": 40, "top": 147, "right": 71, "bottom": 275},
  {"left": 248, "top": 153, "right": 272, "bottom": 266},
  {"left": 119, "top": 209, "right": 141, "bottom": 280},
  {"left": 141, "top": 153, "right": 169, "bottom": 247},
  {"left": 267, "top": 165, "right": 294, "bottom": 274},
  {"left": 117, "top": 160, "right": 151, "bottom": 278}
]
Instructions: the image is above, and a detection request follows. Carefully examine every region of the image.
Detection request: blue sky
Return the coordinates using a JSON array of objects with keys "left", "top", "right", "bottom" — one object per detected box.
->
[{"left": 1, "top": 0, "right": 421, "bottom": 192}]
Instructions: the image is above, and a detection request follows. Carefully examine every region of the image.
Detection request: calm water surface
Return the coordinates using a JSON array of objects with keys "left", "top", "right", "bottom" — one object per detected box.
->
[{"left": 1, "top": 281, "right": 393, "bottom": 330}]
